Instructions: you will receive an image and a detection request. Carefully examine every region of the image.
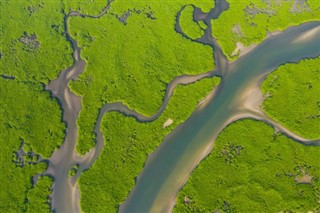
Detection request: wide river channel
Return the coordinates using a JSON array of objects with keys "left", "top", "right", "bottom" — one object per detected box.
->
[
  {"left": 119, "top": 22, "right": 320, "bottom": 212},
  {"left": 45, "top": 4, "right": 320, "bottom": 211}
]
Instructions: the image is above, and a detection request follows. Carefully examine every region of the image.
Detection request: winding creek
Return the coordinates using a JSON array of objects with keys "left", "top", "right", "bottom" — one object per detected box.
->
[{"left": 38, "top": 0, "right": 320, "bottom": 212}]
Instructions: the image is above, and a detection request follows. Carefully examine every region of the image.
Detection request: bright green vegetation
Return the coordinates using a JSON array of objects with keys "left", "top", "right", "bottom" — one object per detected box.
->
[
  {"left": 1, "top": 0, "right": 319, "bottom": 212},
  {"left": 25, "top": 176, "right": 53, "bottom": 213},
  {"left": 0, "top": 80, "right": 65, "bottom": 157},
  {"left": 0, "top": 0, "right": 108, "bottom": 83},
  {"left": 79, "top": 77, "right": 221, "bottom": 212},
  {"left": 0, "top": 0, "right": 72, "bottom": 83},
  {"left": 63, "top": 1, "right": 108, "bottom": 15},
  {"left": 0, "top": 0, "right": 84, "bottom": 210},
  {"left": 179, "top": 5, "right": 205, "bottom": 39},
  {"left": 262, "top": 57, "right": 320, "bottom": 140},
  {"left": 0, "top": 79, "right": 65, "bottom": 211},
  {"left": 68, "top": 0, "right": 216, "bottom": 154},
  {"left": 69, "top": 164, "right": 80, "bottom": 177},
  {"left": 198, "top": 20, "right": 208, "bottom": 30},
  {"left": 174, "top": 119, "right": 320, "bottom": 213},
  {"left": 211, "top": 0, "right": 320, "bottom": 60}
]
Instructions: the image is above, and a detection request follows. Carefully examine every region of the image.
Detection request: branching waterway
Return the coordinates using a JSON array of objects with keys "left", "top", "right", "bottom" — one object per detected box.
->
[
  {"left": 37, "top": 0, "right": 320, "bottom": 212},
  {"left": 120, "top": 21, "right": 320, "bottom": 213}
]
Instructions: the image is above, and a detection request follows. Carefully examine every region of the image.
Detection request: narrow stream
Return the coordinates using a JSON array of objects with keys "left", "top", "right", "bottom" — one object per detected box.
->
[{"left": 40, "top": 0, "right": 320, "bottom": 212}]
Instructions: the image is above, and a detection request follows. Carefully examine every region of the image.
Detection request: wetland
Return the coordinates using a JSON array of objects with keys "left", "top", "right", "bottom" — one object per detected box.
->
[{"left": 1, "top": 0, "right": 319, "bottom": 212}]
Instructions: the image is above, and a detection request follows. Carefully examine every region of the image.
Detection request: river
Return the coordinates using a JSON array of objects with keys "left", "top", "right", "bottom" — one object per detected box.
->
[
  {"left": 119, "top": 22, "right": 320, "bottom": 213},
  {"left": 41, "top": 1, "right": 320, "bottom": 212}
]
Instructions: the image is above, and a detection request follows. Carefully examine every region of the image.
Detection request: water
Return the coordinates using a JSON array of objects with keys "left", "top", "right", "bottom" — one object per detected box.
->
[
  {"left": 119, "top": 22, "right": 320, "bottom": 213},
  {"left": 43, "top": 2, "right": 320, "bottom": 211}
]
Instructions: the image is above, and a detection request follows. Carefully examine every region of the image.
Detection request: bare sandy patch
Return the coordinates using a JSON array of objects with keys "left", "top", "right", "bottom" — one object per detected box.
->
[
  {"left": 163, "top": 118, "right": 173, "bottom": 128},
  {"left": 295, "top": 174, "right": 312, "bottom": 184},
  {"left": 231, "top": 42, "right": 257, "bottom": 57}
]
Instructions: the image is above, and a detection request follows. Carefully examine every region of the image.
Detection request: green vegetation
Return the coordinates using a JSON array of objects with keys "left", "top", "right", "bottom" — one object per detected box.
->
[
  {"left": 0, "top": 0, "right": 72, "bottom": 83},
  {"left": 0, "top": 79, "right": 65, "bottom": 211},
  {"left": 198, "top": 20, "right": 208, "bottom": 30},
  {"left": 262, "top": 57, "right": 320, "bottom": 139},
  {"left": 63, "top": 1, "right": 108, "bottom": 15},
  {"left": 25, "top": 176, "right": 53, "bottom": 213},
  {"left": 0, "top": 0, "right": 86, "bottom": 210},
  {"left": 0, "top": 0, "right": 108, "bottom": 83},
  {"left": 211, "top": 0, "right": 320, "bottom": 60},
  {"left": 79, "top": 77, "right": 221, "bottom": 212},
  {"left": 1, "top": 0, "right": 319, "bottom": 212},
  {"left": 69, "top": 164, "right": 79, "bottom": 176},
  {"left": 68, "top": 0, "right": 216, "bottom": 154},
  {"left": 174, "top": 56, "right": 320, "bottom": 213},
  {"left": 179, "top": 5, "right": 205, "bottom": 39},
  {"left": 174, "top": 119, "right": 320, "bottom": 213},
  {"left": 0, "top": 0, "right": 216, "bottom": 210}
]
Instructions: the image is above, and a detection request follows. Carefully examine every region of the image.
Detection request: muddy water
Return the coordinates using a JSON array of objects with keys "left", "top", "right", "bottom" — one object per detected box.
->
[{"left": 119, "top": 22, "right": 320, "bottom": 213}]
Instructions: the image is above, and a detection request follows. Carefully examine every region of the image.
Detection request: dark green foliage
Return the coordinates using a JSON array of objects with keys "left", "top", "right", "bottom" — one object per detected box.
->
[{"left": 218, "top": 143, "right": 244, "bottom": 164}]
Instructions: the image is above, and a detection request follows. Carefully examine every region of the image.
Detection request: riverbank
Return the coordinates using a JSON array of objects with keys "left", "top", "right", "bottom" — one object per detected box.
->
[
  {"left": 120, "top": 21, "right": 320, "bottom": 212},
  {"left": 174, "top": 119, "right": 320, "bottom": 212},
  {"left": 79, "top": 77, "right": 221, "bottom": 212}
]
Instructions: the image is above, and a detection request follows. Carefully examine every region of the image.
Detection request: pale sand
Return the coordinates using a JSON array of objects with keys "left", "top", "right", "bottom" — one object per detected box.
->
[
  {"left": 293, "top": 25, "right": 320, "bottom": 44},
  {"left": 64, "top": 89, "right": 71, "bottom": 110},
  {"left": 231, "top": 29, "right": 282, "bottom": 58},
  {"left": 166, "top": 142, "right": 214, "bottom": 213},
  {"left": 295, "top": 174, "right": 313, "bottom": 184},
  {"left": 235, "top": 77, "right": 320, "bottom": 145},
  {"left": 238, "top": 83, "right": 264, "bottom": 113},
  {"left": 231, "top": 42, "right": 257, "bottom": 57},
  {"left": 163, "top": 118, "right": 173, "bottom": 128},
  {"left": 197, "top": 86, "right": 219, "bottom": 110},
  {"left": 267, "top": 30, "right": 282, "bottom": 38},
  {"left": 66, "top": 67, "right": 76, "bottom": 79},
  {"left": 165, "top": 74, "right": 319, "bottom": 212}
]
